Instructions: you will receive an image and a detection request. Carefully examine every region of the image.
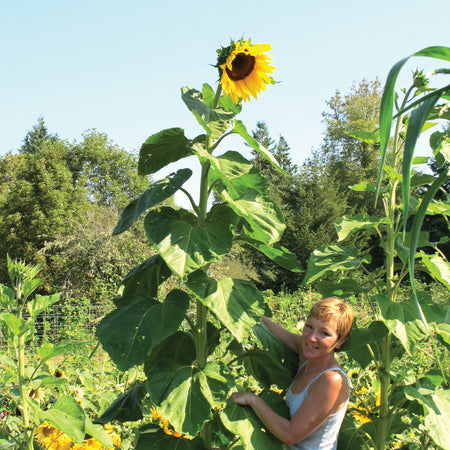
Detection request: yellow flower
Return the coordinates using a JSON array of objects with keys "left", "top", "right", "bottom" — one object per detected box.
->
[
  {"left": 352, "top": 409, "right": 371, "bottom": 425},
  {"left": 104, "top": 423, "right": 121, "bottom": 448},
  {"left": 34, "top": 421, "right": 72, "bottom": 449},
  {"left": 29, "top": 387, "right": 46, "bottom": 403},
  {"left": 218, "top": 39, "right": 275, "bottom": 104},
  {"left": 72, "top": 438, "right": 104, "bottom": 449}
]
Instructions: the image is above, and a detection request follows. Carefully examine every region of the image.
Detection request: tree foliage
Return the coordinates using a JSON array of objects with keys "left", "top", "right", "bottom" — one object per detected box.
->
[{"left": 0, "top": 119, "right": 153, "bottom": 298}]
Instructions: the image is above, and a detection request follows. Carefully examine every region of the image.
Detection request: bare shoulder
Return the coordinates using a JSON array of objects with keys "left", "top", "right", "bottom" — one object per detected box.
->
[{"left": 309, "top": 369, "right": 348, "bottom": 398}]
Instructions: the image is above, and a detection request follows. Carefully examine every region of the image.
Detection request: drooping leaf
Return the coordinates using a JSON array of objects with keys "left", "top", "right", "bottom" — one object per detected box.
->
[
  {"left": 44, "top": 396, "right": 85, "bottom": 443},
  {"left": 138, "top": 128, "right": 192, "bottom": 175},
  {"left": 26, "top": 293, "right": 61, "bottom": 318},
  {"left": 22, "top": 278, "right": 45, "bottom": 301},
  {"left": 147, "top": 331, "right": 196, "bottom": 368},
  {"left": 144, "top": 205, "right": 237, "bottom": 279},
  {"left": 85, "top": 419, "right": 114, "bottom": 448},
  {"left": 95, "top": 383, "right": 146, "bottom": 424},
  {"left": 135, "top": 424, "right": 204, "bottom": 449},
  {"left": 116, "top": 255, "right": 172, "bottom": 307},
  {"left": 239, "top": 235, "right": 303, "bottom": 272},
  {"left": 187, "top": 271, "right": 265, "bottom": 342},
  {"left": 96, "top": 289, "right": 189, "bottom": 371},
  {"left": 220, "top": 390, "right": 288, "bottom": 450},
  {"left": 302, "top": 245, "right": 370, "bottom": 286},
  {"left": 113, "top": 169, "right": 193, "bottom": 235},
  {"left": 377, "top": 45, "right": 450, "bottom": 201},
  {"left": 335, "top": 215, "right": 389, "bottom": 242},
  {"left": 401, "top": 93, "right": 441, "bottom": 231},
  {"left": 146, "top": 359, "right": 234, "bottom": 437},
  {"left": 232, "top": 120, "right": 284, "bottom": 174},
  {"left": 346, "top": 130, "right": 379, "bottom": 145},
  {"left": 0, "top": 284, "right": 15, "bottom": 309},
  {"left": 181, "top": 86, "right": 233, "bottom": 139}
]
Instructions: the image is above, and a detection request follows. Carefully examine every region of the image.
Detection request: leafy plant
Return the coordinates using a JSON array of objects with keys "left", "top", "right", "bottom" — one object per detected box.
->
[
  {"left": 0, "top": 256, "right": 113, "bottom": 449},
  {"left": 303, "top": 46, "right": 450, "bottom": 449},
  {"left": 96, "top": 39, "right": 302, "bottom": 449}
]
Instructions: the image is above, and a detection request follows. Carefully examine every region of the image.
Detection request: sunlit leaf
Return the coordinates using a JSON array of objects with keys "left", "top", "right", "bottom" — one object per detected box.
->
[
  {"left": 37, "top": 342, "right": 80, "bottom": 365},
  {"left": 138, "top": 128, "right": 192, "bottom": 175},
  {"left": 144, "top": 205, "right": 238, "bottom": 279},
  {"left": 85, "top": 419, "right": 114, "bottom": 448},
  {"left": 335, "top": 214, "right": 389, "bottom": 241},
  {"left": 315, "top": 278, "right": 364, "bottom": 298},
  {"left": 346, "top": 130, "right": 379, "bottom": 145},
  {"left": 113, "top": 169, "right": 193, "bottom": 235},
  {"left": 146, "top": 359, "right": 234, "bottom": 437},
  {"left": 419, "top": 252, "right": 450, "bottom": 289},
  {"left": 2, "top": 313, "right": 33, "bottom": 337},
  {"left": 232, "top": 120, "right": 284, "bottom": 173},
  {"left": 302, "top": 245, "right": 370, "bottom": 285},
  {"left": 26, "top": 293, "right": 60, "bottom": 318},
  {"left": 44, "top": 396, "right": 85, "bottom": 443},
  {"left": 96, "top": 289, "right": 189, "bottom": 371},
  {"left": 187, "top": 271, "right": 265, "bottom": 342}
]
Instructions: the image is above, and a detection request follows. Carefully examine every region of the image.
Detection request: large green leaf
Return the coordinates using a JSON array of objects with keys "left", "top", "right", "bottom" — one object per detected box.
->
[
  {"left": 147, "top": 331, "right": 196, "bottom": 367},
  {"left": 116, "top": 255, "right": 172, "bottom": 307},
  {"left": 401, "top": 93, "right": 441, "bottom": 230},
  {"left": 135, "top": 424, "right": 204, "bottom": 449},
  {"left": 377, "top": 46, "right": 450, "bottom": 200},
  {"left": 375, "top": 294, "right": 429, "bottom": 354},
  {"left": 26, "top": 293, "right": 60, "bottom": 318},
  {"left": 342, "top": 321, "right": 389, "bottom": 368},
  {"left": 404, "top": 385, "right": 450, "bottom": 450},
  {"left": 187, "top": 271, "right": 265, "bottom": 342},
  {"left": 95, "top": 383, "right": 146, "bottom": 424},
  {"left": 2, "top": 313, "right": 33, "bottom": 337},
  {"left": 181, "top": 86, "right": 233, "bottom": 139},
  {"left": 241, "top": 348, "right": 294, "bottom": 389},
  {"left": 419, "top": 252, "right": 450, "bottom": 289},
  {"left": 96, "top": 289, "right": 189, "bottom": 371},
  {"left": 252, "top": 323, "right": 298, "bottom": 379},
  {"left": 335, "top": 214, "right": 389, "bottom": 242},
  {"left": 146, "top": 359, "right": 234, "bottom": 437},
  {"left": 231, "top": 120, "right": 284, "bottom": 174},
  {"left": 0, "top": 284, "right": 15, "bottom": 309},
  {"left": 144, "top": 205, "right": 237, "bottom": 279},
  {"left": 44, "top": 396, "right": 85, "bottom": 443},
  {"left": 138, "top": 128, "right": 192, "bottom": 175},
  {"left": 220, "top": 390, "right": 288, "bottom": 450},
  {"left": 113, "top": 169, "right": 193, "bottom": 235},
  {"left": 85, "top": 419, "right": 114, "bottom": 448},
  {"left": 302, "top": 245, "right": 370, "bottom": 285},
  {"left": 202, "top": 83, "right": 242, "bottom": 115},
  {"left": 218, "top": 185, "right": 285, "bottom": 246}
]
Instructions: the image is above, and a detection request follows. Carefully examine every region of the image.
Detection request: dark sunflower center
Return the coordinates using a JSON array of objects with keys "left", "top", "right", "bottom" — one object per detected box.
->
[{"left": 226, "top": 52, "right": 255, "bottom": 81}]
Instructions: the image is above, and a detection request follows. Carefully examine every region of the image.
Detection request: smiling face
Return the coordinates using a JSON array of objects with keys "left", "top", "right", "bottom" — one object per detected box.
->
[{"left": 301, "top": 317, "right": 345, "bottom": 360}]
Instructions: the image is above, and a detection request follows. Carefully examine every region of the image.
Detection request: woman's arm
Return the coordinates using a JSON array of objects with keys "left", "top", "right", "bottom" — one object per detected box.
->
[
  {"left": 261, "top": 315, "right": 303, "bottom": 357},
  {"left": 230, "top": 370, "right": 348, "bottom": 446}
]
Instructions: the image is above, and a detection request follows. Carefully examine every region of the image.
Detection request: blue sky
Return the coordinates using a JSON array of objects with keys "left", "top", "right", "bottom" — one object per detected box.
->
[{"left": 1, "top": 0, "right": 449, "bottom": 206}]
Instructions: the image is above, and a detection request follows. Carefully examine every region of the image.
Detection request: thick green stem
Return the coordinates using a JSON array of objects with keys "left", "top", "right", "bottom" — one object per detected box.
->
[
  {"left": 196, "top": 83, "right": 222, "bottom": 449},
  {"left": 18, "top": 335, "right": 33, "bottom": 450}
]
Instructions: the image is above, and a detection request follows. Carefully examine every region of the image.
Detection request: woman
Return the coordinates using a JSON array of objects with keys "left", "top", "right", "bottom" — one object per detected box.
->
[{"left": 230, "top": 297, "right": 354, "bottom": 449}]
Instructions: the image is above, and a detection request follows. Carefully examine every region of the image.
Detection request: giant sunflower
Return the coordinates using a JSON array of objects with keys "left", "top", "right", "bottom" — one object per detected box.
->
[{"left": 218, "top": 40, "right": 275, "bottom": 103}]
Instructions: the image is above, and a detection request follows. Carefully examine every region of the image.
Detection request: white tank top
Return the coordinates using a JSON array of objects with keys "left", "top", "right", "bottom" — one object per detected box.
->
[{"left": 285, "top": 362, "right": 349, "bottom": 450}]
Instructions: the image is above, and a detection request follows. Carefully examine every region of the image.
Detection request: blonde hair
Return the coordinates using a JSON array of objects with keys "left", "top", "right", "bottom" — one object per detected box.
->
[{"left": 307, "top": 297, "right": 354, "bottom": 339}]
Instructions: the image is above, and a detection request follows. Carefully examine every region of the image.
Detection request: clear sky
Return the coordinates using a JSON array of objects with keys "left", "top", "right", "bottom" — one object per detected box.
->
[{"left": 1, "top": 0, "right": 449, "bottom": 206}]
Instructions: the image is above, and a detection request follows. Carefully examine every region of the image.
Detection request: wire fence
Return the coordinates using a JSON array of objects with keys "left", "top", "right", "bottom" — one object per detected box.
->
[{"left": 0, "top": 302, "right": 112, "bottom": 352}]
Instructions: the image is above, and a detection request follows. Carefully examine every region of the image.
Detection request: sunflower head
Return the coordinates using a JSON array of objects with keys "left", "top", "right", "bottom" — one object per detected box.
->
[{"left": 216, "top": 39, "right": 275, "bottom": 104}]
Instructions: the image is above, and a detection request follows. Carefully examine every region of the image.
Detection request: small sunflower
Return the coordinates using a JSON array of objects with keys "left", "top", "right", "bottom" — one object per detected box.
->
[
  {"left": 34, "top": 422, "right": 72, "bottom": 449},
  {"left": 217, "top": 39, "right": 275, "bottom": 104},
  {"left": 104, "top": 423, "right": 121, "bottom": 448}
]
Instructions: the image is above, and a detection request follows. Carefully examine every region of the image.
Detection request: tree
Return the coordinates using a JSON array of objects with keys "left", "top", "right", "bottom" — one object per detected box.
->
[{"left": 0, "top": 119, "right": 154, "bottom": 298}]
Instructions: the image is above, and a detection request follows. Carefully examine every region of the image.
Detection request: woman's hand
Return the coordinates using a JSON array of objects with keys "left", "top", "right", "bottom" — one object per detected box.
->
[{"left": 229, "top": 391, "right": 256, "bottom": 406}]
